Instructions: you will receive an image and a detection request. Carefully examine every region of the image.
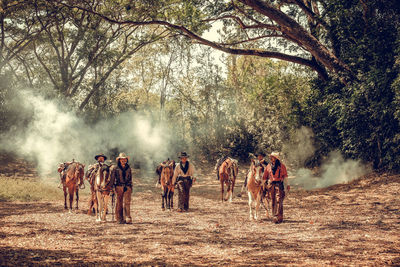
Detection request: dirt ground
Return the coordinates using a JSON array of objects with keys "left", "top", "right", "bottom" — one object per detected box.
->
[{"left": 0, "top": 161, "right": 400, "bottom": 266}]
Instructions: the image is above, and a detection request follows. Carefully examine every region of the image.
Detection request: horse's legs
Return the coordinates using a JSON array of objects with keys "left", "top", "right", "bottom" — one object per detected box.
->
[
  {"left": 102, "top": 194, "right": 109, "bottom": 222},
  {"left": 168, "top": 189, "right": 174, "bottom": 210},
  {"left": 96, "top": 190, "right": 102, "bottom": 222},
  {"left": 68, "top": 186, "right": 74, "bottom": 211},
  {"left": 75, "top": 188, "right": 79, "bottom": 210},
  {"left": 247, "top": 191, "right": 254, "bottom": 220},
  {"left": 166, "top": 188, "right": 170, "bottom": 210},
  {"left": 230, "top": 177, "right": 236, "bottom": 202},
  {"left": 161, "top": 187, "right": 166, "bottom": 210},
  {"left": 63, "top": 186, "right": 68, "bottom": 210},
  {"left": 255, "top": 193, "right": 261, "bottom": 220},
  {"left": 220, "top": 179, "right": 224, "bottom": 202},
  {"left": 88, "top": 190, "right": 94, "bottom": 215}
]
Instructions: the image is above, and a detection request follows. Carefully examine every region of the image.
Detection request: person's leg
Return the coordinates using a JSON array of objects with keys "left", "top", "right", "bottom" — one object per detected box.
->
[
  {"left": 271, "top": 184, "right": 277, "bottom": 220},
  {"left": 115, "top": 186, "right": 124, "bottom": 223},
  {"left": 124, "top": 186, "right": 132, "bottom": 223},
  {"left": 177, "top": 179, "right": 185, "bottom": 211},
  {"left": 277, "top": 182, "right": 285, "bottom": 223}
]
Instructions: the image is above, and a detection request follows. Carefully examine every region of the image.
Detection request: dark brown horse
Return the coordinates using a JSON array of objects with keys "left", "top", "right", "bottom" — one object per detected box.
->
[
  {"left": 160, "top": 161, "right": 175, "bottom": 210},
  {"left": 61, "top": 162, "right": 85, "bottom": 211},
  {"left": 216, "top": 157, "right": 238, "bottom": 202}
]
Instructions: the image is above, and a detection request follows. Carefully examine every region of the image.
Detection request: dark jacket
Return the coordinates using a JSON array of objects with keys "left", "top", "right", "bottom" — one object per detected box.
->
[{"left": 111, "top": 163, "right": 132, "bottom": 187}]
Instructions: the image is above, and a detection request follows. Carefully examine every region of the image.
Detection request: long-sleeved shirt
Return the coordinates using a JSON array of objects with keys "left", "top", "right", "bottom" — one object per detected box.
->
[
  {"left": 111, "top": 163, "right": 132, "bottom": 187},
  {"left": 263, "top": 162, "right": 289, "bottom": 191},
  {"left": 172, "top": 161, "right": 195, "bottom": 184}
]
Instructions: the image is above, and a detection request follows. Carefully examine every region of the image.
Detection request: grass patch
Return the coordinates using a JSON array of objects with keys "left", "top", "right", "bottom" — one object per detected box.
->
[{"left": 0, "top": 176, "right": 62, "bottom": 202}]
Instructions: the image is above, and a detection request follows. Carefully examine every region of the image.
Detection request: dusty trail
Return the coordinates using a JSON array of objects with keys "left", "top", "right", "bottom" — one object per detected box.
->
[{"left": 0, "top": 165, "right": 399, "bottom": 266}]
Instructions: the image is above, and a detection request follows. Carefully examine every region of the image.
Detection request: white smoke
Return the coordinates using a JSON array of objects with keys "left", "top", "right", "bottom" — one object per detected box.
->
[
  {"left": 293, "top": 151, "right": 371, "bottom": 189},
  {"left": 282, "top": 127, "right": 371, "bottom": 189},
  {"left": 283, "top": 126, "right": 315, "bottom": 168},
  {"left": 0, "top": 90, "right": 177, "bottom": 177}
]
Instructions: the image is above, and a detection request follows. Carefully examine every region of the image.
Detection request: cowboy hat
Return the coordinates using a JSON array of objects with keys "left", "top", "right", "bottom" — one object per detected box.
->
[
  {"left": 269, "top": 151, "right": 281, "bottom": 160},
  {"left": 94, "top": 153, "right": 107, "bottom": 160},
  {"left": 116, "top": 152, "right": 130, "bottom": 162},
  {"left": 178, "top": 151, "right": 189, "bottom": 158}
]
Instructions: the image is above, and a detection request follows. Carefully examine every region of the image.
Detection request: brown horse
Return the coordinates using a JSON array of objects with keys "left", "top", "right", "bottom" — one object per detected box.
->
[
  {"left": 94, "top": 164, "right": 113, "bottom": 222},
  {"left": 246, "top": 159, "right": 270, "bottom": 220},
  {"left": 85, "top": 164, "right": 98, "bottom": 215},
  {"left": 216, "top": 157, "right": 238, "bottom": 202},
  {"left": 62, "top": 162, "right": 85, "bottom": 211},
  {"left": 160, "top": 161, "right": 175, "bottom": 210}
]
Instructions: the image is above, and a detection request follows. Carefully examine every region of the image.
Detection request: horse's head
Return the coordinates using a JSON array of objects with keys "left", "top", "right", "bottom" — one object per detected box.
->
[
  {"left": 250, "top": 159, "right": 263, "bottom": 181},
  {"left": 75, "top": 163, "right": 85, "bottom": 178},
  {"left": 160, "top": 162, "right": 174, "bottom": 185}
]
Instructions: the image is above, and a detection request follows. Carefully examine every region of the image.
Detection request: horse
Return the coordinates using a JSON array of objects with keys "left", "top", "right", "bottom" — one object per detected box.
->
[
  {"left": 61, "top": 161, "right": 85, "bottom": 211},
  {"left": 246, "top": 159, "right": 270, "bottom": 220},
  {"left": 93, "top": 164, "right": 114, "bottom": 222},
  {"left": 84, "top": 165, "right": 98, "bottom": 215},
  {"left": 160, "top": 161, "right": 175, "bottom": 210},
  {"left": 216, "top": 157, "right": 238, "bottom": 202},
  {"left": 156, "top": 159, "right": 175, "bottom": 185}
]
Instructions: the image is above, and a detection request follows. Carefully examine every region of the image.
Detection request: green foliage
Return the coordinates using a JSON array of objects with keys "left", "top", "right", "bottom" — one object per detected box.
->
[{"left": 300, "top": 0, "right": 400, "bottom": 170}]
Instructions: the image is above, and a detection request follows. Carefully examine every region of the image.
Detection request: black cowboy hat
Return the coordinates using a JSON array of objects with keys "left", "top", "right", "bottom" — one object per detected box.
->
[
  {"left": 94, "top": 153, "right": 107, "bottom": 160},
  {"left": 178, "top": 151, "right": 189, "bottom": 158}
]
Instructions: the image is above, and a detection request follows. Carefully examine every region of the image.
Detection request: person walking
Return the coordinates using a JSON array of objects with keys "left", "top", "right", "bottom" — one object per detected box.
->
[
  {"left": 263, "top": 152, "right": 290, "bottom": 223},
  {"left": 172, "top": 152, "right": 195, "bottom": 212},
  {"left": 111, "top": 153, "right": 133, "bottom": 224}
]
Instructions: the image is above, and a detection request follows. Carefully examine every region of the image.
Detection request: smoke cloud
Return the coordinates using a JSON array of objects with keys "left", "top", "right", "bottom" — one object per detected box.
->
[
  {"left": 281, "top": 126, "right": 370, "bottom": 189},
  {"left": 293, "top": 151, "right": 371, "bottom": 189},
  {"left": 283, "top": 126, "right": 315, "bottom": 168},
  {"left": 0, "top": 90, "right": 178, "bottom": 178}
]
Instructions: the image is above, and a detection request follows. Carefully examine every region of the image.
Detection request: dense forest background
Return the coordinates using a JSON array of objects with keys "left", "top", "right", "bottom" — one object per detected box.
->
[{"left": 0, "top": 0, "right": 399, "bottom": 171}]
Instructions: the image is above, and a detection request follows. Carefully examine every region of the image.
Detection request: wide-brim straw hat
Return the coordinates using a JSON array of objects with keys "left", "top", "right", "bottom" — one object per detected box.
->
[
  {"left": 178, "top": 151, "right": 190, "bottom": 158},
  {"left": 94, "top": 153, "right": 107, "bottom": 160},
  {"left": 116, "top": 152, "right": 129, "bottom": 162},
  {"left": 269, "top": 152, "right": 281, "bottom": 160}
]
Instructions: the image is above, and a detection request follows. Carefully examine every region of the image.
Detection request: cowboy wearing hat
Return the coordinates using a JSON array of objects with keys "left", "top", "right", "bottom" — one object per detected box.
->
[
  {"left": 172, "top": 151, "right": 196, "bottom": 212},
  {"left": 85, "top": 153, "right": 109, "bottom": 215},
  {"left": 110, "top": 152, "right": 133, "bottom": 224},
  {"left": 262, "top": 152, "right": 290, "bottom": 223}
]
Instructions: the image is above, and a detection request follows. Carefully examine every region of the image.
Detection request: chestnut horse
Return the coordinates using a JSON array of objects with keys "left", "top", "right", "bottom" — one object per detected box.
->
[
  {"left": 160, "top": 161, "right": 175, "bottom": 210},
  {"left": 62, "top": 162, "right": 85, "bottom": 211},
  {"left": 246, "top": 159, "right": 270, "bottom": 220},
  {"left": 216, "top": 157, "right": 238, "bottom": 202},
  {"left": 94, "top": 164, "right": 113, "bottom": 222}
]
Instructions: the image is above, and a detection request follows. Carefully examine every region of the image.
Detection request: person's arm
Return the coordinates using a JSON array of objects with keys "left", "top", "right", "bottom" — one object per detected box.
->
[
  {"left": 190, "top": 163, "right": 196, "bottom": 182},
  {"left": 126, "top": 167, "right": 132, "bottom": 187},
  {"left": 281, "top": 164, "right": 290, "bottom": 191},
  {"left": 262, "top": 165, "right": 269, "bottom": 184},
  {"left": 172, "top": 165, "right": 180, "bottom": 185}
]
